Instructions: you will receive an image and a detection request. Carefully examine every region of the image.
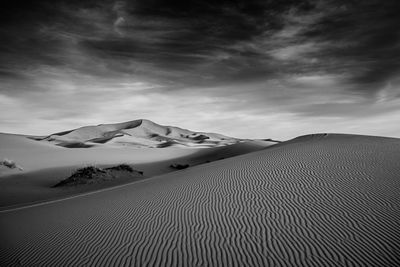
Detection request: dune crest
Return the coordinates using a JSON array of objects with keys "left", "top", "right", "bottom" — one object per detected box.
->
[{"left": 36, "top": 119, "right": 241, "bottom": 148}]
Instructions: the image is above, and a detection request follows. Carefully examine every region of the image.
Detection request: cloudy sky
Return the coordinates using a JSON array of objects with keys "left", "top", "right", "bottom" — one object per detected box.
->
[{"left": 1, "top": 0, "right": 400, "bottom": 139}]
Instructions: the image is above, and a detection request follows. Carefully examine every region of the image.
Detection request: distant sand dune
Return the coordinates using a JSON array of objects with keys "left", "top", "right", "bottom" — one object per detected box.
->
[
  {"left": 38, "top": 119, "right": 242, "bottom": 148},
  {"left": 1, "top": 134, "right": 400, "bottom": 266}
]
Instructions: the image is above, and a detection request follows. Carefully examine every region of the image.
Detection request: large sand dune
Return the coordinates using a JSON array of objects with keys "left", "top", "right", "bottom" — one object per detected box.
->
[
  {"left": 37, "top": 119, "right": 240, "bottom": 148},
  {"left": 1, "top": 134, "right": 400, "bottom": 266},
  {"left": 0, "top": 132, "right": 272, "bottom": 175},
  {"left": 0, "top": 119, "right": 275, "bottom": 176}
]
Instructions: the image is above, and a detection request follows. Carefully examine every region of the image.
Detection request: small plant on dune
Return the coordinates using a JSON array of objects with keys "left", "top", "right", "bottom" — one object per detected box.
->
[
  {"left": 53, "top": 166, "right": 107, "bottom": 187},
  {"left": 170, "top": 163, "right": 189, "bottom": 170},
  {"left": 106, "top": 164, "right": 134, "bottom": 172},
  {"left": 106, "top": 164, "right": 144, "bottom": 175},
  {"left": 53, "top": 164, "right": 144, "bottom": 187},
  {"left": 0, "top": 158, "right": 23, "bottom": 171},
  {"left": 73, "top": 166, "right": 105, "bottom": 178}
]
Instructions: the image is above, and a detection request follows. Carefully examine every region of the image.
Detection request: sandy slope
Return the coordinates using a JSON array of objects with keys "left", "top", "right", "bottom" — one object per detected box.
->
[
  {"left": 0, "top": 131, "right": 199, "bottom": 174},
  {"left": 0, "top": 140, "right": 271, "bottom": 208},
  {"left": 37, "top": 119, "right": 240, "bottom": 148},
  {"left": 1, "top": 134, "right": 400, "bottom": 266},
  {"left": 0, "top": 133, "right": 272, "bottom": 173},
  {"left": 0, "top": 118, "right": 275, "bottom": 176}
]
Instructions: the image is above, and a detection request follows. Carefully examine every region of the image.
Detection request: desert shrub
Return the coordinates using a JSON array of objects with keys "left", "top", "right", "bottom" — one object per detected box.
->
[
  {"left": 0, "top": 158, "right": 23, "bottom": 170},
  {"left": 72, "top": 166, "right": 105, "bottom": 179},
  {"left": 53, "top": 164, "right": 143, "bottom": 187},
  {"left": 106, "top": 164, "right": 134, "bottom": 172},
  {"left": 170, "top": 163, "right": 189, "bottom": 170}
]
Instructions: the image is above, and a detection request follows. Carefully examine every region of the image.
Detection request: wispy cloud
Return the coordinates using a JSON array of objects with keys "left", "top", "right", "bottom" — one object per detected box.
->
[{"left": 0, "top": 0, "right": 399, "bottom": 138}]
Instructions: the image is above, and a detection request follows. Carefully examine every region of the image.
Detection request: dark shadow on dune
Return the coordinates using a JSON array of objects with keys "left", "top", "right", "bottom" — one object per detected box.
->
[
  {"left": 122, "top": 120, "right": 143, "bottom": 129},
  {"left": 26, "top": 136, "right": 47, "bottom": 141},
  {"left": 262, "top": 138, "right": 282, "bottom": 143},
  {"left": 56, "top": 142, "right": 95, "bottom": 148},
  {"left": 191, "top": 134, "right": 210, "bottom": 141},
  {"left": 157, "top": 140, "right": 177, "bottom": 148},
  {"left": 50, "top": 129, "right": 75, "bottom": 137},
  {"left": 88, "top": 132, "right": 124, "bottom": 144}
]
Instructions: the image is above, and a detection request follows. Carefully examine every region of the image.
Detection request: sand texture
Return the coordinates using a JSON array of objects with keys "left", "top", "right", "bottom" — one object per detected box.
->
[
  {"left": 1, "top": 134, "right": 400, "bottom": 266},
  {"left": 0, "top": 121, "right": 275, "bottom": 176},
  {"left": 0, "top": 140, "right": 271, "bottom": 208},
  {"left": 36, "top": 119, "right": 241, "bottom": 148}
]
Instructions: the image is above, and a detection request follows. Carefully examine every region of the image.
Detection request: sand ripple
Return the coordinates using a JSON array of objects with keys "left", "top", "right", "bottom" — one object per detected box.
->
[{"left": 1, "top": 134, "right": 400, "bottom": 266}]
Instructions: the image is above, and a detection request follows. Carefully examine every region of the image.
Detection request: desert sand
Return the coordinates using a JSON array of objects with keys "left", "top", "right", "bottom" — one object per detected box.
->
[
  {"left": 0, "top": 119, "right": 273, "bottom": 176},
  {"left": 1, "top": 133, "right": 400, "bottom": 266},
  {"left": 34, "top": 119, "right": 240, "bottom": 148},
  {"left": 0, "top": 140, "right": 271, "bottom": 208},
  {"left": 0, "top": 120, "right": 275, "bottom": 208}
]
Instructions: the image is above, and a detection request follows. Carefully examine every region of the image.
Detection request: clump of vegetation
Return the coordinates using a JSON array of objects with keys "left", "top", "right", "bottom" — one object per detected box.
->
[
  {"left": 0, "top": 158, "right": 23, "bottom": 171},
  {"left": 74, "top": 166, "right": 105, "bottom": 177},
  {"left": 53, "top": 164, "right": 143, "bottom": 187},
  {"left": 170, "top": 163, "right": 189, "bottom": 170},
  {"left": 53, "top": 166, "right": 105, "bottom": 187},
  {"left": 106, "top": 164, "right": 143, "bottom": 175}
]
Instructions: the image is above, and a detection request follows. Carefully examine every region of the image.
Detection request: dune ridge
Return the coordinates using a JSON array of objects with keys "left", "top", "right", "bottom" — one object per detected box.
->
[
  {"left": 0, "top": 119, "right": 277, "bottom": 176},
  {"left": 36, "top": 119, "right": 241, "bottom": 148},
  {"left": 1, "top": 134, "right": 400, "bottom": 266}
]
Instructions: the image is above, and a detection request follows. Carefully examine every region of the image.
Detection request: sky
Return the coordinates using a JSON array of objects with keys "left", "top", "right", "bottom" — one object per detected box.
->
[{"left": 1, "top": 0, "right": 400, "bottom": 140}]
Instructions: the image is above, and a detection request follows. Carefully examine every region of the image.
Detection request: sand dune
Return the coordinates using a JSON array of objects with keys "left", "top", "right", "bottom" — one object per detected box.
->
[
  {"left": 0, "top": 132, "right": 200, "bottom": 175},
  {"left": 0, "top": 139, "right": 272, "bottom": 208},
  {"left": 1, "top": 134, "right": 399, "bottom": 266},
  {"left": 0, "top": 133, "right": 272, "bottom": 174},
  {"left": 0, "top": 119, "right": 277, "bottom": 176},
  {"left": 37, "top": 119, "right": 241, "bottom": 148}
]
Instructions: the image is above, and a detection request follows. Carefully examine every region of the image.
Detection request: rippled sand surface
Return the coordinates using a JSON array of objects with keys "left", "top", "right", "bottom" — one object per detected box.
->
[{"left": 1, "top": 134, "right": 400, "bottom": 266}]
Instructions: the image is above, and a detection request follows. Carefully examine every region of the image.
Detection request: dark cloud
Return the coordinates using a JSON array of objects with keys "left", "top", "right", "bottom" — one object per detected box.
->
[
  {"left": 0, "top": 0, "right": 399, "bottom": 137},
  {"left": 298, "top": 0, "right": 400, "bottom": 93},
  {"left": 0, "top": 0, "right": 313, "bottom": 82}
]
